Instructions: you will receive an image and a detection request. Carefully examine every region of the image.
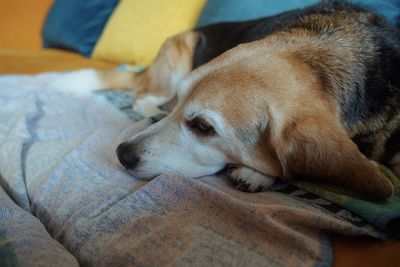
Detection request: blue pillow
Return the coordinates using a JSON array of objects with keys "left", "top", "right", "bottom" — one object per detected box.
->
[
  {"left": 42, "top": 0, "right": 119, "bottom": 57},
  {"left": 354, "top": 0, "right": 400, "bottom": 26},
  {"left": 197, "top": 0, "right": 400, "bottom": 27},
  {"left": 197, "top": 0, "right": 320, "bottom": 27}
]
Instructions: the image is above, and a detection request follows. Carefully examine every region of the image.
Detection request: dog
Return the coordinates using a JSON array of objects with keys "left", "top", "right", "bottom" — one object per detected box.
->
[{"left": 109, "top": 1, "right": 400, "bottom": 200}]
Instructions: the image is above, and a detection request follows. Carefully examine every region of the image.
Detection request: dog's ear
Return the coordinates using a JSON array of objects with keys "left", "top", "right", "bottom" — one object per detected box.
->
[{"left": 274, "top": 115, "right": 394, "bottom": 200}]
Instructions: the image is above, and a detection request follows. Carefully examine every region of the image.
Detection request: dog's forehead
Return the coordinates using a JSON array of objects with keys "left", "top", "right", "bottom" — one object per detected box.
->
[
  {"left": 178, "top": 49, "right": 294, "bottom": 128},
  {"left": 185, "top": 102, "right": 223, "bottom": 122},
  {"left": 185, "top": 82, "right": 265, "bottom": 127},
  {"left": 184, "top": 71, "right": 247, "bottom": 109}
]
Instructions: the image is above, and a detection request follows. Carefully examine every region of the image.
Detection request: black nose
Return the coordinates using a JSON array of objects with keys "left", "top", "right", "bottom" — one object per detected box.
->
[{"left": 116, "top": 142, "right": 140, "bottom": 170}]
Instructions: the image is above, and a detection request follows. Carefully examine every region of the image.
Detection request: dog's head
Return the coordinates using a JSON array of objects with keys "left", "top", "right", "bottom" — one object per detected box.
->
[{"left": 117, "top": 41, "right": 393, "bottom": 200}]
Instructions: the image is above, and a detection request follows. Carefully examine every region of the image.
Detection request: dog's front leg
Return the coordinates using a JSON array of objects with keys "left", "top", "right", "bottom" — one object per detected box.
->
[{"left": 227, "top": 166, "right": 277, "bottom": 192}]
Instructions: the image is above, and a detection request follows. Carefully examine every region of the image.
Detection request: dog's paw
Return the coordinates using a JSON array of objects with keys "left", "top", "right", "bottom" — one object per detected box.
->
[
  {"left": 133, "top": 95, "right": 168, "bottom": 117},
  {"left": 227, "top": 166, "right": 276, "bottom": 192}
]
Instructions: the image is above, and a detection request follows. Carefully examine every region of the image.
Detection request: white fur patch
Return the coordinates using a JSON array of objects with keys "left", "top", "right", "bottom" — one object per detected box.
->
[
  {"left": 133, "top": 95, "right": 168, "bottom": 117},
  {"left": 36, "top": 69, "right": 103, "bottom": 97},
  {"left": 228, "top": 166, "right": 276, "bottom": 192}
]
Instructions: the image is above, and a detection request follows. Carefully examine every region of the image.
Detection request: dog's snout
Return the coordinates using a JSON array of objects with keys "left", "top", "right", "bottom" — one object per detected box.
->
[{"left": 116, "top": 142, "right": 140, "bottom": 170}]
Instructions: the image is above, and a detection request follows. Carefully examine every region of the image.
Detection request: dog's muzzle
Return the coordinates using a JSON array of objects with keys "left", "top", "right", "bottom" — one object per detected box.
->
[{"left": 116, "top": 142, "right": 140, "bottom": 170}]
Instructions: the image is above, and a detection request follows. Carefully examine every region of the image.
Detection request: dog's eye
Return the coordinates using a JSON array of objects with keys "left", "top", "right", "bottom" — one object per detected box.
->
[{"left": 186, "top": 117, "right": 216, "bottom": 136}]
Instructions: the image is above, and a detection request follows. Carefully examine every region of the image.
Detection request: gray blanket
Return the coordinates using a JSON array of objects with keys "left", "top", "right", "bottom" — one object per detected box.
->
[{"left": 0, "top": 70, "right": 380, "bottom": 267}]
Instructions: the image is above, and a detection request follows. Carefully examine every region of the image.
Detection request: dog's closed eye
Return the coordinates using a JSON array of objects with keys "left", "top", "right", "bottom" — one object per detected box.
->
[{"left": 186, "top": 117, "right": 216, "bottom": 137}]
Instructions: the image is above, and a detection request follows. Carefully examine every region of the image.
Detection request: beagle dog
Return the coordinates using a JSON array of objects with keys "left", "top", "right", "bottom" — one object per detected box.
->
[{"left": 110, "top": 1, "right": 400, "bottom": 200}]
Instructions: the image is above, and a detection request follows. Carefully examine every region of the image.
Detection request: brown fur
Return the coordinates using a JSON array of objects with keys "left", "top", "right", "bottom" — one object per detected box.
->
[
  {"left": 99, "top": 31, "right": 199, "bottom": 100},
  {"left": 114, "top": 4, "right": 399, "bottom": 200},
  {"left": 176, "top": 30, "right": 394, "bottom": 199}
]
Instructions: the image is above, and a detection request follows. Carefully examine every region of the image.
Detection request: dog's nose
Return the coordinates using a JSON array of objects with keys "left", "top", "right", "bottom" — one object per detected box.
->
[{"left": 116, "top": 142, "right": 140, "bottom": 170}]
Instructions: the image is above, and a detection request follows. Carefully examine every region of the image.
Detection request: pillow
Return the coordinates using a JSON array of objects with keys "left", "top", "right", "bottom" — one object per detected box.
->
[
  {"left": 196, "top": 0, "right": 320, "bottom": 27},
  {"left": 197, "top": 0, "right": 400, "bottom": 27},
  {"left": 92, "top": 0, "right": 206, "bottom": 67},
  {"left": 42, "top": 0, "right": 119, "bottom": 57},
  {"left": 354, "top": 0, "right": 400, "bottom": 26}
]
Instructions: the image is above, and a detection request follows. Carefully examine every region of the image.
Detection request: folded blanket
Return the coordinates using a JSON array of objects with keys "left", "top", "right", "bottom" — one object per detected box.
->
[
  {"left": 0, "top": 70, "right": 397, "bottom": 267},
  {"left": 0, "top": 186, "right": 78, "bottom": 266},
  {"left": 290, "top": 166, "right": 400, "bottom": 237}
]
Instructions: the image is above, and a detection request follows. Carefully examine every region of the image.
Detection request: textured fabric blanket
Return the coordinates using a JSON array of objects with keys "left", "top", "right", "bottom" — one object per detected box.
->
[
  {"left": 0, "top": 70, "right": 396, "bottom": 267},
  {"left": 291, "top": 167, "right": 400, "bottom": 237}
]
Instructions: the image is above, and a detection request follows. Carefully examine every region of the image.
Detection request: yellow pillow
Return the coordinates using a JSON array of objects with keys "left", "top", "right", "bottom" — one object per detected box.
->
[{"left": 92, "top": 0, "right": 206, "bottom": 66}]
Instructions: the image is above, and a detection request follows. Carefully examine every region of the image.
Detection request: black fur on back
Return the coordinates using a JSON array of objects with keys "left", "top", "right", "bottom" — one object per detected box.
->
[{"left": 193, "top": 0, "right": 400, "bottom": 163}]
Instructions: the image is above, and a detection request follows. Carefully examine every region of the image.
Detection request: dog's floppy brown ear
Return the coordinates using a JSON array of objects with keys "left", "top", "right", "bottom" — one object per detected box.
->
[{"left": 274, "top": 115, "right": 394, "bottom": 200}]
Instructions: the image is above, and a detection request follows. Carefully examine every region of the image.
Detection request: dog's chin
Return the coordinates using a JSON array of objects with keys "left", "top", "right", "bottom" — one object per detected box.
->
[{"left": 122, "top": 162, "right": 224, "bottom": 181}]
